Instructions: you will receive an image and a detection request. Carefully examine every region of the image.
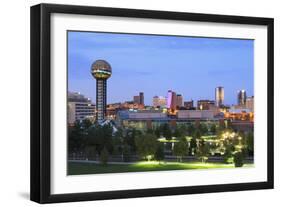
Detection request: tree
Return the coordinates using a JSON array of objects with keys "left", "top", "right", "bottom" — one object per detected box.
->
[
  {"left": 68, "top": 121, "right": 85, "bottom": 153},
  {"left": 210, "top": 124, "right": 217, "bottom": 135},
  {"left": 161, "top": 123, "right": 172, "bottom": 140},
  {"left": 101, "top": 124, "right": 114, "bottom": 154},
  {"left": 233, "top": 151, "right": 244, "bottom": 167},
  {"left": 112, "top": 128, "right": 123, "bottom": 155},
  {"left": 154, "top": 143, "right": 165, "bottom": 164},
  {"left": 223, "top": 144, "right": 235, "bottom": 164},
  {"left": 196, "top": 138, "right": 209, "bottom": 163},
  {"left": 81, "top": 118, "right": 92, "bottom": 130},
  {"left": 189, "top": 137, "right": 197, "bottom": 155},
  {"left": 86, "top": 123, "right": 113, "bottom": 155},
  {"left": 146, "top": 128, "right": 154, "bottom": 134},
  {"left": 198, "top": 123, "right": 208, "bottom": 135},
  {"left": 173, "top": 137, "right": 188, "bottom": 162},
  {"left": 246, "top": 132, "right": 254, "bottom": 156},
  {"left": 124, "top": 128, "right": 140, "bottom": 153},
  {"left": 100, "top": 147, "right": 109, "bottom": 165},
  {"left": 85, "top": 145, "right": 96, "bottom": 160},
  {"left": 187, "top": 124, "right": 195, "bottom": 136},
  {"left": 173, "top": 126, "right": 184, "bottom": 138},
  {"left": 154, "top": 126, "right": 161, "bottom": 138},
  {"left": 135, "top": 133, "right": 158, "bottom": 161},
  {"left": 189, "top": 129, "right": 201, "bottom": 156},
  {"left": 122, "top": 144, "right": 131, "bottom": 162},
  {"left": 193, "top": 129, "right": 202, "bottom": 139}
]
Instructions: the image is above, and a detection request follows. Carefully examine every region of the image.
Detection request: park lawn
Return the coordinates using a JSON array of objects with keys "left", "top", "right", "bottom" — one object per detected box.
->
[{"left": 68, "top": 161, "right": 254, "bottom": 175}]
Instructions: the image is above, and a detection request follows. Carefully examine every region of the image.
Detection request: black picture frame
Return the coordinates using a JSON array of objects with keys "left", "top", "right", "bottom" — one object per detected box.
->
[{"left": 30, "top": 3, "right": 274, "bottom": 204}]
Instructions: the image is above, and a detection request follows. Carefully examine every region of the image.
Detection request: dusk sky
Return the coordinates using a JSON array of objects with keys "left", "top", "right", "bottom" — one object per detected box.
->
[{"left": 68, "top": 31, "right": 254, "bottom": 106}]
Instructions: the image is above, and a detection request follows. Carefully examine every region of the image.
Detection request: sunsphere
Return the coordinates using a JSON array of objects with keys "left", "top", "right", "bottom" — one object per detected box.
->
[
  {"left": 91, "top": 60, "right": 112, "bottom": 123},
  {"left": 91, "top": 59, "right": 112, "bottom": 79}
]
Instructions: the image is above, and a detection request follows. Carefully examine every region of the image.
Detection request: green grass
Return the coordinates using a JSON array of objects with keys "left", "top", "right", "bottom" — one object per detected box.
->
[{"left": 68, "top": 161, "right": 254, "bottom": 175}]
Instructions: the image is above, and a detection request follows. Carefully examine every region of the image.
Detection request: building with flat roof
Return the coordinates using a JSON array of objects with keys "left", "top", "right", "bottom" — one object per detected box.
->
[
  {"left": 237, "top": 90, "right": 247, "bottom": 106},
  {"left": 68, "top": 92, "right": 95, "bottom": 124},
  {"left": 246, "top": 96, "right": 254, "bottom": 112},
  {"left": 167, "top": 90, "right": 177, "bottom": 111},
  {"left": 197, "top": 100, "right": 215, "bottom": 110},
  {"left": 139, "top": 92, "right": 144, "bottom": 105},
  {"left": 133, "top": 92, "right": 144, "bottom": 106},
  {"left": 184, "top": 100, "right": 194, "bottom": 109},
  {"left": 153, "top": 96, "right": 167, "bottom": 108},
  {"left": 133, "top": 95, "right": 140, "bottom": 104},
  {"left": 215, "top": 86, "right": 224, "bottom": 107},
  {"left": 176, "top": 94, "right": 183, "bottom": 108},
  {"left": 177, "top": 109, "right": 219, "bottom": 119},
  {"left": 116, "top": 109, "right": 222, "bottom": 131}
]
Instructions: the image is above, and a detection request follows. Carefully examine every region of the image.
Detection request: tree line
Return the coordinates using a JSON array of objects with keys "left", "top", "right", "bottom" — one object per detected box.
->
[{"left": 68, "top": 119, "right": 253, "bottom": 167}]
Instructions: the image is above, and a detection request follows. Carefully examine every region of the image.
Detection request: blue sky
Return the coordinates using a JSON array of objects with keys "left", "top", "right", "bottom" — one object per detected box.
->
[{"left": 68, "top": 31, "right": 254, "bottom": 105}]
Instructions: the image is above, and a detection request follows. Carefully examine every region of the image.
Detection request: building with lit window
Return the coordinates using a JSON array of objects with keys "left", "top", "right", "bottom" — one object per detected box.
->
[
  {"left": 133, "top": 95, "right": 140, "bottom": 104},
  {"left": 116, "top": 109, "right": 222, "bottom": 131},
  {"left": 176, "top": 94, "right": 183, "bottom": 107},
  {"left": 153, "top": 96, "right": 167, "bottom": 108},
  {"left": 215, "top": 86, "right": 224, "bottom": 107},
  {"left": 139, "top": 92, "right": 144, "bottom": 105},
  {"left": 91, "top": 59, "right": 112, "bottom": 123},
  {"left": 246, "top": 96, "right": 254, "bottom": 112},
  {"left": 197, "top": 100, "right": 215, "bottom": 110},
  {"left": 177, "top": 109, "right": 219, "bottom": 119},
  {"left": 184, "top": 100, "right": 194, "bottom": 109},
  {"left": 166, "top": 90, "right": 177, "bottom": 111},
  {"left": 68, "top": 92, "right": 95, "bottom": 124},
  {"left": 237, "top": 90, "right": 247, "bottom": 106},
  {"left": 133, "top": 92, "right": 144, "bottom": 105}
]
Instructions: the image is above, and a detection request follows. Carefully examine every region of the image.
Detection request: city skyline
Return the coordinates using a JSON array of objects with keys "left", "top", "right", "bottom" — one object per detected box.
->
[{"left": 68, "top": 31, "right": 254, "bottom": 105}]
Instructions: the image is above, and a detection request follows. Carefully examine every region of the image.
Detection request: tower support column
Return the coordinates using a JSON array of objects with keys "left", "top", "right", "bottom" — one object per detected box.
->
[{"left": 96, "top": 79, "right": 107, "bottom": 122}]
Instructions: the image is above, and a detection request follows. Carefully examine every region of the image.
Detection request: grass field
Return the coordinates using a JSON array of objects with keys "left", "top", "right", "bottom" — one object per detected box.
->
[{"left": 68, "top": 161, "right": 254, "bottom": 175}]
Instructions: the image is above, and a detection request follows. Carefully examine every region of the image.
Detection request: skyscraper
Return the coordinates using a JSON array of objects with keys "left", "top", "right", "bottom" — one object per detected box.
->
[
  {"left": 176, "top": 94, "right": 183, "bottom": 107},
  {"left": 246, "top": 96, "right": 254, "bottom": 112},
  {"left": 91, "top": 60, "right": 112, "bottom": 123},
  {"left": 139, "top": 92, "right": 144, "bottom": 105},
  {"left": 167, "top": 90, "right": 173, "bottom": 108},
  {"left": 237, "top": 90, "right": 247, "bottom": 106},
  {"left": 166, "top": 90, "right": 177, "bottom": 111},
  {"left": 215, "top": 86, "right": 224, "bottom": 107}
]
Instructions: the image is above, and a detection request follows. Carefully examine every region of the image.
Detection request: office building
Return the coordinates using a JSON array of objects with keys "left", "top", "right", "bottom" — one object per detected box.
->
[
  {"left": 116, "top": 109, "right": 221, "bottom": 131},
  {"left": 177, "top": 109, "right": 218, "bottom": 119},
  {"left": 197, "top": 100, "right": 215, "bottom": 110},
  {"left": 167, "top": 90, "right": 177, "bottom": 111},
  {"left": 133, "top": 95, "right": 140, "bottom": 104},
  {"left": 68, "top": 92, "right": 95, "bottom": 124},
  {"left": 133, "top": 92, "right": 144, "bottom": 105},
  {"left": 215, "top": 86, "right": 224, "bottom": 107},
  {"left": 153, "top": 96, "right": 167, "bottom": 108},
  {"left": 237, "top": 90, "right": 247, "bottom": 106},
  {"left": 176, "top": 94, "right": 183, "bottom": 107},
  {"left": 184, "top": 100, "right": 194, "bottom": 109},
  {"left": 139, "top": 92, "right": 144, "bottom": 105},
  {"left": 246, "top": 96, "right": 254, "bottom": 112},
  {"left": 91, "top": 59, "right": 112, "bottom": 123}
]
